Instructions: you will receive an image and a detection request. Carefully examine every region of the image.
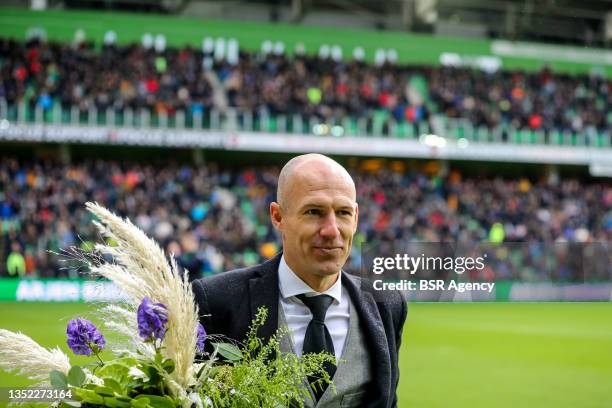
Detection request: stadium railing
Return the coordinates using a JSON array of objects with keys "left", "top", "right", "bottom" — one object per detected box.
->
[{"left": 1, "top": 98, "right": 609, "bottom": 148}]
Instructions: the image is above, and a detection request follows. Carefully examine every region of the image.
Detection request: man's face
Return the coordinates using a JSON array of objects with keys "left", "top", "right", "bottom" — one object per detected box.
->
[{"left": 271, "top": 169, "right": 358, "bottom": 279}]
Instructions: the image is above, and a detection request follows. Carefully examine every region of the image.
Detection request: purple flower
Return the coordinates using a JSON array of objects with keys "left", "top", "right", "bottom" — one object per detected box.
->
[
  {"left": 137, "top": 297, "right": 168, "bottom": 341},
  {"left": 196, "top": 322, "right": 207, "bottom": 352},
  {"left": 66, "top": 318, "right": 106, "bottom": 356}
]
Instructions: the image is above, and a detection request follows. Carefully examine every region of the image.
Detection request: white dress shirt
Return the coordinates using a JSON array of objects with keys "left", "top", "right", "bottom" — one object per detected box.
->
[{"left": 278, "top": 255, "right": 350, "bottom": 362}]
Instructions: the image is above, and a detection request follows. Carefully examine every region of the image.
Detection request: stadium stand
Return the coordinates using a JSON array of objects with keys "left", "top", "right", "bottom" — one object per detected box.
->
[
  {"left": 0, "top": 37, "right": 610, "bottom": 146},
  {"left": 1, "top": 156, "right": 610, "bottom": 281}
]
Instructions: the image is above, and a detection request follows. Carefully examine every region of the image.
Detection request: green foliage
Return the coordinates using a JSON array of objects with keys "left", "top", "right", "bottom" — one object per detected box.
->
[{"left": 201, "top": 307, "right": 336, "bottom": 407}]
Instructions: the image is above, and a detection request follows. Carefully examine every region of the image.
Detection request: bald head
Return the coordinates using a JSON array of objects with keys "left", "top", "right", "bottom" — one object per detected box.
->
[{"left": 277, "top": 154, "right": 356, "bottom": 210}]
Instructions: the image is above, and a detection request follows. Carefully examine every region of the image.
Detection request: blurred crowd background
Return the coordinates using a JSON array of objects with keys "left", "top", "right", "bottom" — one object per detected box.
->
[
  {"left": 1, "top": 37, "right": 610, "bottom": 135},
  {"left": 2, "top": 156, "right": 610, "bottom": 281}
]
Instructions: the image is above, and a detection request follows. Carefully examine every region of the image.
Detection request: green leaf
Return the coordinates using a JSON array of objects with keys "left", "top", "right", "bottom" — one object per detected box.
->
[
  {"left": 214, "top": 342, "right": 243, "bottom": 361},
  {"left": 62, "top": 400, "right": 82, "bottom": 407},
  {"left": 72, "top": 388, "right": 105, "bottom": 404},
  {"left": 130, "top": 398, "right": 150, "bottom": 408},
  {"left": 96, "top": 363, "right": 130, "bottom": 384},
  {"left": 125, "top": 379, "right": 145, "bottom": 390},
  {"left": 103, "top": 378, "right": 124, "bottom": 394},
  {"left": 67, "top": 366, "right": 86, "bottom": 387},
  {"left": 135, "top": 395, "right": 175, "bottom": 408},
  {"left": 142, "top": 365, "right": 160, "bottom": 383},
  {"left": 92, "top": 385, "right": 115, "bottom": 397},
  {"left": 162, "top": 359, "right": 175, "bottom": 375},
  {"left": 50, "top": 370, "right": 68, "bottom": 389},
  {"left": 114, "top": 356, "right": 138, "bottom": 367},
  {"left": 102, "top": 396, "right": 131, "bottom": 408}
]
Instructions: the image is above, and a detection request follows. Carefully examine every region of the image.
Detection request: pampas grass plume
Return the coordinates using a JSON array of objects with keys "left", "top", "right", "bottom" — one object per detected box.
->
[
  {"left": 84, "top": 202, "right": 199, "bottom": 395},
  {"left": 0, "top": 329, "right": 71, "bottom": 383}
]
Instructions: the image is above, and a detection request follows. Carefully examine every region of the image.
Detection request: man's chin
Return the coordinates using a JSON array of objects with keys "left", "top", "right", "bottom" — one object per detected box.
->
[{"left": 311, "top": 259, "right": 344, "bottom": 276}]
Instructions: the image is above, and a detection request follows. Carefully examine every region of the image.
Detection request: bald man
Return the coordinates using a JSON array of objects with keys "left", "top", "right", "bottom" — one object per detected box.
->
[{"left": 192, "top": 154, "right": 407, "bottom": 408}]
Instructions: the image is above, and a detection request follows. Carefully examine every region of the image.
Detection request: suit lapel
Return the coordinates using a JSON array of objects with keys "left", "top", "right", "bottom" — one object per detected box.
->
[
  {"left": 342, "top": 273, "right": 392, "bottom": 405},
  {"left": 248, "top": 253, "right": 282, "bottom": 343}
]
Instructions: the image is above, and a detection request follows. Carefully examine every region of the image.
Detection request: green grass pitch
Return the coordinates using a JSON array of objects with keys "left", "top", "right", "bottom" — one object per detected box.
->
[{"left": 0, "top": 302, "right": 610, "bottom": 407}]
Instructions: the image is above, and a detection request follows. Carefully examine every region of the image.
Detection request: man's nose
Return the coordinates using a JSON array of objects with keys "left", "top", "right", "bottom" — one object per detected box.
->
[{"left": 319, "top": 212, "right": 340, "bottom": 238}]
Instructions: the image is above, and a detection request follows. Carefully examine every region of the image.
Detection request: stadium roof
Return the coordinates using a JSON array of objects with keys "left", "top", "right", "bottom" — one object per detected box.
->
[{"left": 52, "top": 0, "right": 612, "bottom": 47}]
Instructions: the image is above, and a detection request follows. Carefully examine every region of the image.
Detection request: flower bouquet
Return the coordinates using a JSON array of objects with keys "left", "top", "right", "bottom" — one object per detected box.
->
[{"left": 0, "top": 202, "right": 334, "bottom": 407}]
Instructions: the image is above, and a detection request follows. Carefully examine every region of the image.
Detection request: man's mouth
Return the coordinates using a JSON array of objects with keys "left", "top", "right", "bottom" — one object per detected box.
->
[{"left": 313, "top": 246, "right": 343, "bottom": 255}]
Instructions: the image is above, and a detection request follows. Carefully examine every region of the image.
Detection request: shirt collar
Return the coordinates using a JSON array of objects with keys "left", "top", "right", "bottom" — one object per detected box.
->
[{"left": 278, "top": 254, "right": 342, "bottom": 304}]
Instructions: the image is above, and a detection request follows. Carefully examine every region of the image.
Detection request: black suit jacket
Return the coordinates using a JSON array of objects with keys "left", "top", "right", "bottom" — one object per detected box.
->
[{"left": 191, "top": 253, "right": 408, "bottom": 408}]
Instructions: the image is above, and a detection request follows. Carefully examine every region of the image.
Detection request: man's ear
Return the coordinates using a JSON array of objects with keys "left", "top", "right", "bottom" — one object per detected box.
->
[
  {"left": 353, "top": 204, "right": 359, "bottom": 234},
  {"left": 270, "top": 202, "right": 283, "bottom": 231}
]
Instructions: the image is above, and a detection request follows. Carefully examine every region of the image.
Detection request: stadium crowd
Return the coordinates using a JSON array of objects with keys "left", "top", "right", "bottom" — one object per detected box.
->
[
  {"left": 1, "top": 156, "right": 610, "bottom": 281},
  {"left": 0, "top": 37, "right": 610, "bottom": 134}
]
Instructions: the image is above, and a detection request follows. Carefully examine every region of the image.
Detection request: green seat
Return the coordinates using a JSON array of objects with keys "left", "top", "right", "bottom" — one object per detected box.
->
[
  {"left": 512, "top": 129, "right": 524, "bottom": 144},
  {"left": 528, "top": 130, "right": 538, "bottom": 144},
  {"left": 61, "top": 107, "right": 71, "bottom": 124},
  {"left": 265, "top": 117, "right": 277, "bottom": 132},
  {"left": 477, "top": 126, "right": 489, "bottom": 142},
  {"left": 570, "top": 133, "right": 578, "bottom": 146},
  {"left": 7, "top": 105, "right": 18, "bottom": 122},
  {"left": 596, "top": 133, "right": 607, "bottom": 147},
  {"left": 418, "top": 121, "right": 430, "bottom": 136},
  {"left": 394, "top": 122, "right": 408, "bottom": 138},
  {"left": 453, "top": 124, "right": 465, "bottom": 140},
  {"left": 343, "top": 118, "right": 358, "bottom": 136},
  {"left": 372, "top": 110, "right": 389, "bottom": 137},
  {"left": 151, "top": 114, "right": 159, "bottom": 128}
]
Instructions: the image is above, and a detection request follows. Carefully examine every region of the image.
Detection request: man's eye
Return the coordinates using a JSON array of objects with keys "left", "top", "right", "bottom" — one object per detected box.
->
[
  {"left": 305, "top": 209, "right": 320, "bottom": 215},
  {"left": 337, "top": 210, "right": 352, "bottom": 216}
]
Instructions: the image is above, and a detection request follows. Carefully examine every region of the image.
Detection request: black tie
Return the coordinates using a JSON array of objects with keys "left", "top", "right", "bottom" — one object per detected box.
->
[{"left": 296, "top": 294, "right": 336, "bottom": 401}]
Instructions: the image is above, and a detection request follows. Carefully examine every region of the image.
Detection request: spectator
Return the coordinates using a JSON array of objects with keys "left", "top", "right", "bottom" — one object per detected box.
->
[{"left": 6, "top": 242, "right": 25, "bottom": 278}]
